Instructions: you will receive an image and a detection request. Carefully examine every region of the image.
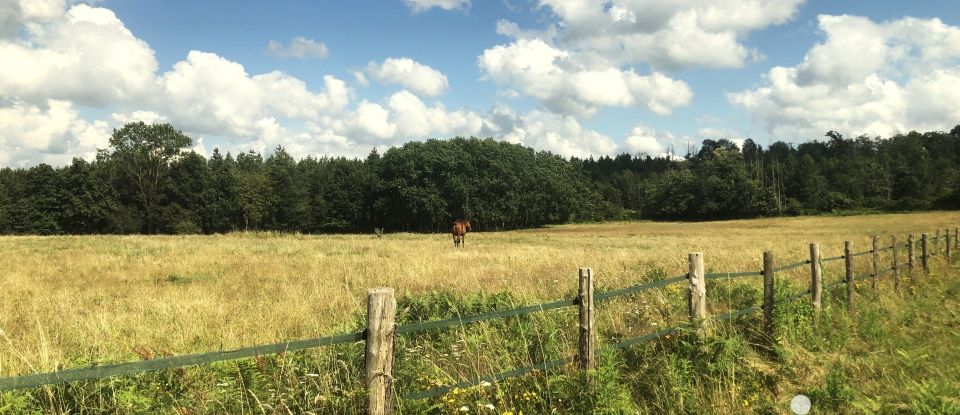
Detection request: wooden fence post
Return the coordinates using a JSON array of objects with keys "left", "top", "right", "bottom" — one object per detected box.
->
[
  {"left": 763, "top": 251, "right": 775, "bottom": 336},
  {"left": 577, "top": 268, "right": 595, "bottom": 371},
  {"left": 809, "top": 244, "right": 822, "bottom": 312},
  {"left": 892, "top": 236, "right": 899, "bottom": 292},
  {"left": 763, "top": 251, "right": 775, "bottom": 338},
  {"left": 955, "top": 226, "right": 959, "bottom": 251},
  {"left": 687, "top": 252, "right": 707, "bottom": 322},
  {"left": 366, "top": 288, "right": 396, "bottom": 415},
  {"left": 946, "top": 228, "right": 952, "bottom": 260},
  {"left": 845, "top": 241, "right": 855, "bottom": 312},
  {"left": 935, "top": 230, "right": 940, "bottom": 257},
  {"left": 922, "top": 233, "right": 929, "bottom": 274},
  {"left": 908, "top": 234, "right": 915, "bottom": 273},
  {"left": 871, "top": 235, "right": 879, "bottom": 289}
]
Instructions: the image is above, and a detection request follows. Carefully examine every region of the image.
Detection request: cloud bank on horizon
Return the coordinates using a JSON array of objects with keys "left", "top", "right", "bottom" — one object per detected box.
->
[{"left": 0, "top": 0, "right": 958, "bottom": 167}]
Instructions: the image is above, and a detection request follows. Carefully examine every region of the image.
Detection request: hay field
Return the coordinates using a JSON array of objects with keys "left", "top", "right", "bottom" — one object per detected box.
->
[{"left": 1, "top": 211, "right": 958, "bottom": 377}]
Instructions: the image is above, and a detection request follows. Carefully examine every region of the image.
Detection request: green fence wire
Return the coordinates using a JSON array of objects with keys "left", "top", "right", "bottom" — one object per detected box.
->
[
  {"left": 396, "top": 297, "right": 578, "bottom": 335},
  {"left": 404, "top": 303, "right": 764, "bottom": 401},
  {"left": 704, "top": 270, "right": 763, "bottom": 280},
  {"left": 774, "top": 260, "right": 811, "bottom": 272},
  {"left": 0, "top": 331, "right": 364, "bottom": 391},
  {"left": 595, "top": 274, "right": 688, "bottom": 302}
]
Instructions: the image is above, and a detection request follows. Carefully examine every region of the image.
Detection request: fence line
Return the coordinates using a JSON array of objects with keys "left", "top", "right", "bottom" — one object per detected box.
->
[
  {"left": 0, "top": 331, "right": 363, "bottom": 391},
  {"left": 0, "top": 225, "right": 956, "bottom": 414}
]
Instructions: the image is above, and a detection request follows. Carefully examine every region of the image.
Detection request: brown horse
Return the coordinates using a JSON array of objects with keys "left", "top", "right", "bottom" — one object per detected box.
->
[{"left": 451, "top": 220, "right": 471, "bottom": 247}]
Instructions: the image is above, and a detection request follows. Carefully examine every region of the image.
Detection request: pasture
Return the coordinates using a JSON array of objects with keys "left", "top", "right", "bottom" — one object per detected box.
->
[
  {"left": 1, "top": 211, "right": 959, "bottom": 375},
  {"left": 1, "top": 211, "right": 959, "bottom": 413}
]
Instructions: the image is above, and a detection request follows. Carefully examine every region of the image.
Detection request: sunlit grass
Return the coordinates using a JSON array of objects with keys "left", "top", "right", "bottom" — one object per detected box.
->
[{"left": 0, "top": 211, "right": 957, "bottom": 379}]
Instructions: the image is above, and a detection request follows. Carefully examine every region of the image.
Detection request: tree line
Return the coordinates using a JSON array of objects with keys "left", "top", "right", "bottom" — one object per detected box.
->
[{"left": 0, "top": 122, "right": 958, "bottom": 235}]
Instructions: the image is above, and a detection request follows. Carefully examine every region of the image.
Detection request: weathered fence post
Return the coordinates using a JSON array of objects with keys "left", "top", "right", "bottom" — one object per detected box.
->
[
  {"left": 954, "top": 226, "right": 959, "bottom": 250},
  {"left": 908, "top": 234, "right": 915, "bottom": 273},
  {"left": 845, "top": 241, "right": 855, "bottom": 312},
  {"left": 763, "top": 251, "right": 775, "bottom": 336},
  {"left": 871, "top": 235, "right": 879, "bottom": 289},
  {"left": 577, "top": 268, "right": 595, "bottom": 371},
  {"left": 935, "top": 230, "right": 941, "bottom": 257},
  {"left": 946, "top": 228, "right": 952, "bottom": 260},
  {"left": 922, "top": 233, "right": 929, "bottom": 274},
  {"left": 687, "top": 252, "right": 707, "bottom": 320},
  {"left": 809, "top": 244, "right": 822, "bottom": 312},
  {"left": 366, "top": 288, "right": 396, "bottom": 415},
  {"left": 892, "top": 236, "right": 900, "bottom": 292}
]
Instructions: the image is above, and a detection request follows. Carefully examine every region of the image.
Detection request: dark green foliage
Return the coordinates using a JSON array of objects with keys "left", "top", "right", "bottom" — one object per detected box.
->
[{"left": 2, "top": 123, "right": 959, "bottom": 234}]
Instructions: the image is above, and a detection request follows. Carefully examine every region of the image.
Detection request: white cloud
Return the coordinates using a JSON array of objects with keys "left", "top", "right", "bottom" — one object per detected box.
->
[
  {"left": 157, "top": 50, "right": 350, "bottom": 137},
  {"left": 110, "top": 110, "right": 166, "bottom": 125},
  {"left": 495, "top": 19, "right": 557, "bottom": 41},
  {"left": 730, "top": 15, "right": 960, "bottom": 140},
  {"left": 478, "top": 38, "right": 691, "bottom": 116},
  {"left": 0, "top": 0, "right": 636, "bottom": 165},
  {"left": 697, "top": 127, "right": 742, "bottom": 140},
  {"left": 351, "top": 70, "right": 369, "bottom": 87},
  {"left": 404, "top": 0, "right": 470, "bottom": 13},
  {"left": 367, "top": 57, "right": 449, "bottom": 97},
  {"left": 0, "top": 99, "right": 109, "bottom": 166},
  {"left": 0, "top": 3, "right": 157, "bottom": 106},
  {"left": 624, "top": 125, "right": 668, "bottom": 156},
  {"left": 266, "top": 37, "right": 329, "bottom": 59},
  {"left": 534, "top": 0, "right": 803, "bottom": 70},
  {"left": 480, "top": 106, "right": 617, "bottom": 158},
  {"left": 0, "top": 0, "right": 65, "bottom": 38}
]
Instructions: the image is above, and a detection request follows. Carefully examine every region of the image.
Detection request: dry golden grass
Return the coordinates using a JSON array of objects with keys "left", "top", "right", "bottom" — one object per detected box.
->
[{"left": 1, "top": 211, "right": 958, "bottom": 377}]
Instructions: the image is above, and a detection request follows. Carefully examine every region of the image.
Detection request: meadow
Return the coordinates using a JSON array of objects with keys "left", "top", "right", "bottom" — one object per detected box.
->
[{"left": 1, "top": 211, "right": 959, "bottom": 413}]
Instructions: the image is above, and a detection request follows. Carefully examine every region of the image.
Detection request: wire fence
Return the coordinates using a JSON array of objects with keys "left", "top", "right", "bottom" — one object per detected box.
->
[{"left": 0, "top": 226, "right": 955, "bottom": 408}]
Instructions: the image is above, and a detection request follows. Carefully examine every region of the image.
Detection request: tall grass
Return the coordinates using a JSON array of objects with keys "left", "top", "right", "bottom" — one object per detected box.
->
[{"left": 0, "top": 211, "right": 959, "bottom": 413}]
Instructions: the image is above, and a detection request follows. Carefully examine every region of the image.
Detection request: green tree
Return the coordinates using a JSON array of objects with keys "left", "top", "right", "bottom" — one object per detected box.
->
[
  {"left": 233, "top": 151, "right": 269, "bottom": 230},
  {"left": 60, "top": 158, "right": 119, "bottom": 233},
  {"left": 265, "top": 147, "right": 307, "bottom": 231},
  {"left": 107, "top": 122, "right": 192, "bottom": 233}
]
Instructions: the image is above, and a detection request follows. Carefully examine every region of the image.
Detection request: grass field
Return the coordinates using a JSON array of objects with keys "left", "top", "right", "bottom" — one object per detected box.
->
[
  {"left": 1, "top": 212, "right": 960, "bottom": 413},
  {"left": 1, "top": 211, "right": 959, "bottom": 376}
]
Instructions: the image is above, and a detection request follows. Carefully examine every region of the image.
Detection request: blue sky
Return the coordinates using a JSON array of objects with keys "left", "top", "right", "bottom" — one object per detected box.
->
[{"left": 1, "top": 0, "right": 959, "bottom": 166}]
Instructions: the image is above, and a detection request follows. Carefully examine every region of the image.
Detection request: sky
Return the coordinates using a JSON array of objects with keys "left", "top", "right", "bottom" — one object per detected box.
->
[{"left": 1, "top": 0, "right": 959, "bottom": 167}]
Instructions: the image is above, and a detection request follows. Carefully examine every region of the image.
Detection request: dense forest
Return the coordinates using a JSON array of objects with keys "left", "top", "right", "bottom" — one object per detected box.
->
[{"left": 0, "top": 122, "right": 958, "bottom": 235}]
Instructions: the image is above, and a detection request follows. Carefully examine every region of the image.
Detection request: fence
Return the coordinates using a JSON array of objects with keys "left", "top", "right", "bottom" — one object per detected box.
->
[{"left": 1, "top": 226, "right": 958, "bottom": 414}]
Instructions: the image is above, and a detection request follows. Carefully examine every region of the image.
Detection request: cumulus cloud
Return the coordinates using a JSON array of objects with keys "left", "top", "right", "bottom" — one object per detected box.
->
[
  {"left": 404, "top": 0, "right": 470, "bottom": 13},
  {"left": 0, "top": 3, "right": 157, "bottom": 106},
  {"left": 266, "top": 37, "right": 329, "bottom": 59},
  {"left": 157, "top": 51, "right": 350, "bottom": 137},
  {"left": 479, "top": 38, "right": 691, "bottom": 116},
  {"left": 479, "top": 106, "right": 617, "bottom": 157},
  {"left": 110, "top": 110, "right": 166, "bottom": 125},
  {"left": 729, "top": 15, "right": 960, "bottom": 140},
  {"left": 0, "top": 99, "right": 109, "bottom": 166},
  {"left": 535, "top": 0, "right": 803, "bottom": 70},
  {"left": 623, "top": 125, "right": 668, "bottom": 156},
  {"left": 367, "top": 57, "right": 449, "bottom": 97},
  {"left": 478, "top": 1, "right": 802, "bottom": 117},
  {"left": 0, "top": 0, "right": 628, "bottom": 165}
]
